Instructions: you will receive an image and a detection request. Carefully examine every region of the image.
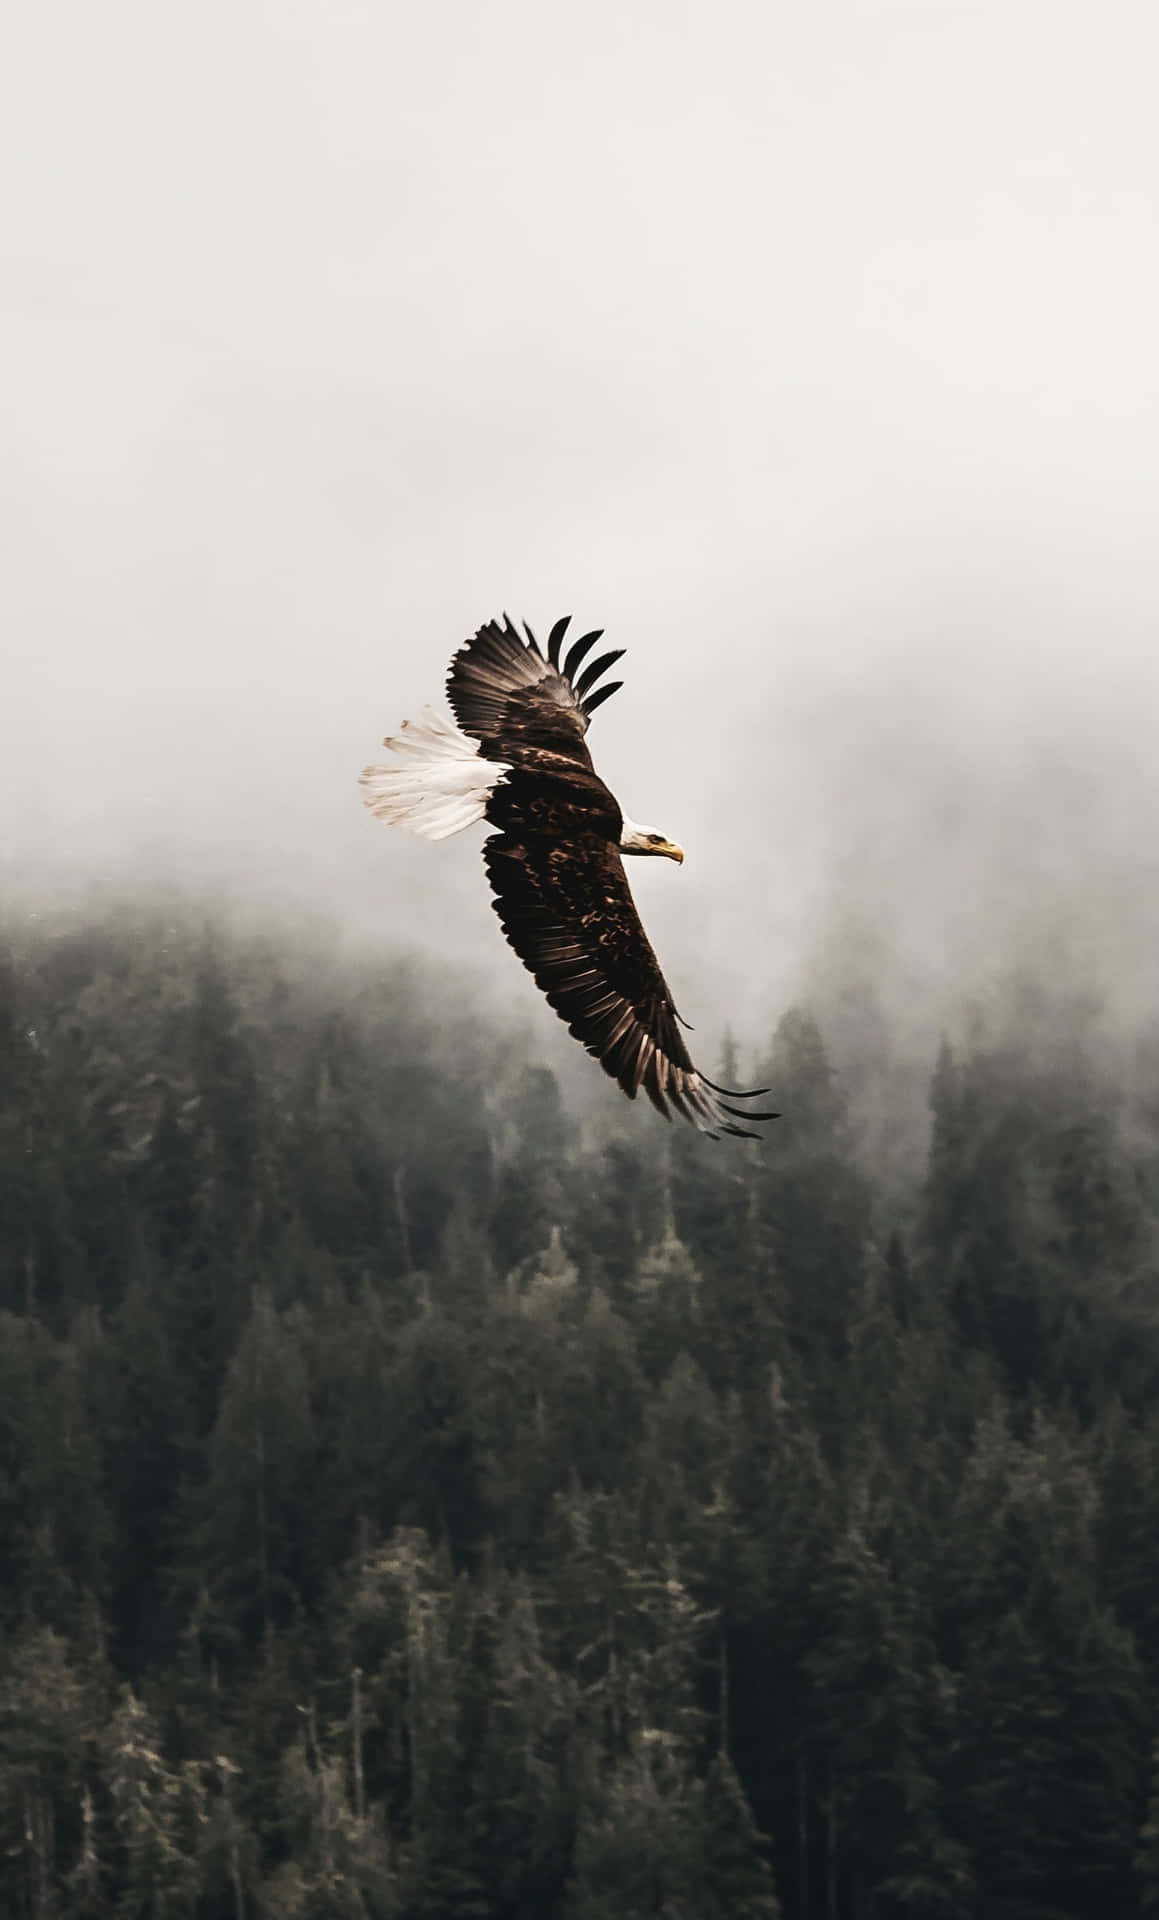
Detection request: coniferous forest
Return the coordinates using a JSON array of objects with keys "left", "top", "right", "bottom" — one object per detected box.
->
[{"left": 6, "top": 899, "right": 1159, "bottom": 1918}]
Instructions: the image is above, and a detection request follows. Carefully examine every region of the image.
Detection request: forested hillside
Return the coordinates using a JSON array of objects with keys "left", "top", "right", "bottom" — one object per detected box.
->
[{"left": 4, "top": 901, "right": 1159, "bottom": 1917}]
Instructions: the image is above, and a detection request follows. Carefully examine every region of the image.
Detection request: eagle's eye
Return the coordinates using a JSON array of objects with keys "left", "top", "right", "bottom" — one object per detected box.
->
[{"left": 647, "top": 833, "right": 664, "bottom": 845}]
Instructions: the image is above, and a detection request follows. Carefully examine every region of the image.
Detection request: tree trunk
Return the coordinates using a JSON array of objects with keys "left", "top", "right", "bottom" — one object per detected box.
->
[
  {"left": 252, "top": 1291, "right": 270, "bottom": 1629},
  {"left": 352, "top": 1666, "right": 366, "bottom": 1825},
  {"left": 825, "top": 1753, "right": 838, "bottom": 1920},
  {"left": 393, "top": 1165, "right": 414, "bottom": 1276},
  {"left": 797, "top": 1749, "right": 809, "bottom": 1920},
  {"left": 24, "top": 1779, "right": 52, "bottom": 1918},
  {"left": 303, "top": 1702, "right": 333, "bottom": 1875},
  {"left": 229, "top": 1834, "right": 246, "bottom": 1920},
  {"left": 218, "top": 1764, "right": 246, "bottom": 1920},
  {"left": 75, "top": 1784, "right": 100, "bottom": 1912}
]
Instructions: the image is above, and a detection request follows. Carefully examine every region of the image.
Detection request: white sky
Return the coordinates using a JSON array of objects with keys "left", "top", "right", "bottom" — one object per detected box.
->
[{"left": 4, "top": 0, "right": 1159, "bottom": 1051}]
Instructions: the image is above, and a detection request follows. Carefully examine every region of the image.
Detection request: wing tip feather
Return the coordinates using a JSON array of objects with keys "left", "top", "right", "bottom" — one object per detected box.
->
[
  {"left": 581, "top": 681, "right": 622, "bottom": 718},
  {"left": 547, "top": 615, "right": 571, "bottom": 666},
  {"left": 561, "top": 628, "right": 604, "bottom": 681}
]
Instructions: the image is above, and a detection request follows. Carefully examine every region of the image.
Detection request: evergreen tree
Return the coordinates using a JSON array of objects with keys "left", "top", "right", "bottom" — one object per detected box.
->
[
  {"left": 943, "top": 1408, "right": 1144, "bottom": 1917},
  {"left": 198, "top": 1289, "right": 317, "bottom": 1641},
  {"left": 564, "top": 1743, "right": 779, "bottom": 1920},
  {"left": 699, "top": 1753, "right": 781, "bottom": 1920},
  {"left": 0, "top": 1626, "right": 102, "bottom": 1918},
  {"left": 101, "top": 1687, "right": 205, "bottom": 1918},
  {"left": 562, "top": 1742, "right": 707, "bottom": 1920},
  {"left": 260, "top": 1717, "right": 397, "bottom": 1920},
  {"left": 97, "top": 1238, "right": 190, "bottom": 1671},
  {"left": 489, "top": 1065, "right": 573, "bottom": 1273},
  {"left": 459, "top": 1572, "right": 574, "bottom": 1915},
  {"left": 380, "top": 1302, "right": 488, "bottom": 1550},
  {"left": 0, "top": 1312, "right": 110, "bottom": 1633},
  {"left": 806, "top": 1517, "right": 971, "bottom": 1917},
  {"left": 628, "top": 1223, "right": 703, "bottom": 1386},
  {"left": 337, "top": 1529, "right": 488, "bottom": 1916},
  {"left": 1136, "top": 1738, "right": 1159, "bottom": 1912},
  {"left": 8, "top": 903, "right": 1159, "bottom": 1916},
  {"left": 752, "top": 1008, "right": 870, "bottom": 1405}
]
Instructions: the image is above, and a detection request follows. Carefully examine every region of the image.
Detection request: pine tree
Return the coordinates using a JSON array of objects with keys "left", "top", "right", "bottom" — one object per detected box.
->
[
  {"left": 564, "top": 1744, "right": 779, "bottom": 1920},
  {"left": 102, "top": 1688, "right": 205, "bottom": 1917},
  {"left": 0, "top": 1311, "right": 110, "bottom": 1634},
  {"left": 1136, "top": 1737, "right": 1159, "bottom": 1911},
  {"left": 198, "top": 1288, "right": 317, "bottom": 1642},
  {"left": 919, "top": 1036, "right": 1063, "bottom": 1395},
  {"left": 197, "top": 1755, "right": 257, "bottom": 1920},
  {"left": 335, "top": 1528, "right": 488, "bottom": 1915},
  {"left": 260, "top": 1715, "right": 397, "bottom": 1920},
  {"left": 0, "top": 1626, "right": 101, "bottom": 1918},
  {"left": 556, "top": 1289, "right": 646, "bottom": 1493},
  {"left": 61, "top": 1782, "right": 106, "bottom": 1917},
  {"left": 544, "top": 1486, "right": 710, "bottom": 1762},
  {"left": 141, "top": 1084, "right": 200, "bottom": 1266},
  {"left": 0, "top": 944, "right": 51, "bottom": 1316},
  {"left": 489, "top": 1065, "right": 573, "bottom": 1273},
  {"left": 380, "top": 1302, "right": 488, "bottom": 1550},
  {"left": 190, "top": 935, "right": 261, "bottom": 1250},
  {"left": 473, "top": 1228, "right": 583, "bottom": 1551},
  {"left": 699, "top": 1753, "right": 781, "bottom": 1920},
  {"left": 562, "top": 1743, "right": 703, "bottom": 1920},
  {"left": 629, "top": 1224, "right": 704, "bottom": 1385},
  {"left": 751, "top": 1008, "right": 870, "bottom": 1408},
  {"left": 806, "top": 1517, "right": 971, "bottom": 1917},
  {"left": 459, "top": 1572, "right": 574, "bottom": 1915},
  {"left": 943, "top": 1408, "right": 1144, "bottom": 1917},
  {"left": 97, "top": 1236, "right": 190, "bottom": 1671}
]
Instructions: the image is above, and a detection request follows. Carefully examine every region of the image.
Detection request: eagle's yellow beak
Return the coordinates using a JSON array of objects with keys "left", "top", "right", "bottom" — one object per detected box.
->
[{"left": 620, "top": 821, "right": 685, "bottom": 862}]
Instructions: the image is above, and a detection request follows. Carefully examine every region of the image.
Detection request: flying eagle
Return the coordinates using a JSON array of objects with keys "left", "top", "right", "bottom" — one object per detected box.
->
[{"left": 360, "top": 616, "right": 774, "bottom": 1138}]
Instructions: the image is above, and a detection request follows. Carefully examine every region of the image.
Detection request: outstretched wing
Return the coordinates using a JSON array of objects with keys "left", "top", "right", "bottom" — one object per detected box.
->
[
  {"left": 484, "top": 831, "right": 775, "bottom": 1139},
  {"left": 447, "top": 614, "right": 625, "bottom": 767}
]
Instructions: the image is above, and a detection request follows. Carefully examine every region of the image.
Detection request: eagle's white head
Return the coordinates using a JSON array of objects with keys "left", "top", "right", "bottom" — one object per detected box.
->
[{"left": 620, "top": 815, "right": 684, "bottom": 864}]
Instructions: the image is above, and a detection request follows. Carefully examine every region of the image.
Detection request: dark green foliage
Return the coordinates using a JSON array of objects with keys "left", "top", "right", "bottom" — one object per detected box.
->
[
  {"left": 198, "top": 1289, "right": 318, "bottom": 1641},
  {"left": 0, "top": 1625, "right": 107, "bottom": 1915},
  {"left": 6, "top": 902, "right": 1159, "bottom": 1916}
]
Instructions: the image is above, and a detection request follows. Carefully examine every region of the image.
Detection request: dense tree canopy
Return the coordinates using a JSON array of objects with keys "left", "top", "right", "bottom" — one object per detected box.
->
[{"left": 2, "top": 900, "right": 1159, "bottom": 1916}]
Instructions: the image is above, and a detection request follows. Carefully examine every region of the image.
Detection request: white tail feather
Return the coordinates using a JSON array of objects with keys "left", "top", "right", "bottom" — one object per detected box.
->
[{"left": 359, "top": 707, "right": 507, "bottom": 841}]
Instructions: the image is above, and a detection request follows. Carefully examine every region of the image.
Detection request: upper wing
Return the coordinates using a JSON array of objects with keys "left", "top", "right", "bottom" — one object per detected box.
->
[
  {"left": 484, "top": 830, "right": 775, "bottom": 1139},
  {"left": 446, "top": 615, "right": 626, "bottom": 767}
]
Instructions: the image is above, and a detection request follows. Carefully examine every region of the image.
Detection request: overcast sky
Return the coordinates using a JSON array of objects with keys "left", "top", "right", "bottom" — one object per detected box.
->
[{"left": 4, "top": 0, "right": 1159, "bottom": 1053}]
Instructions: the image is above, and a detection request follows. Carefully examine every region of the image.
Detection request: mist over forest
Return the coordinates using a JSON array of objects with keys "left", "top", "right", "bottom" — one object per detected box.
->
[{"left": 5, "top": 883, "right": 1159, "bottom": 1916}]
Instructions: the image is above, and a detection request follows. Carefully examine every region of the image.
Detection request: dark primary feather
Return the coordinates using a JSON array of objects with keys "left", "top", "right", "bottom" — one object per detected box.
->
[
  {"left": 447, "top": 615, "right": 775, "bottom": 1137},
  {"left": 581, "top": 680, "right": 623, "bottom": 718},
  {"left": 546, "top": 615, "right": 571, "bottom": 667},
  {"left": 573, "top": 648, "right": 626, "bottom": 700},
  {"left": 446, "top": 615, "right": 623, "bottom": 765},
  {"left": 562, "top": 628, "right": 605, "bottom": 681}
]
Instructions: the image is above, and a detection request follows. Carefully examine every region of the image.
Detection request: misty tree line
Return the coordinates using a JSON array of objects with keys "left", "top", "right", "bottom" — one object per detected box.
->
[{"left": 4, "top": 905, "right": 1159, "bottom": 1917}]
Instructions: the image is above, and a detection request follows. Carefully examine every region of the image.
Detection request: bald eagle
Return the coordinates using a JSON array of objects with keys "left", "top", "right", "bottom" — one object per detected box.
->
[{"left": 360, "top": 615, "right": 774, "bottom": 1138}]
